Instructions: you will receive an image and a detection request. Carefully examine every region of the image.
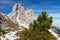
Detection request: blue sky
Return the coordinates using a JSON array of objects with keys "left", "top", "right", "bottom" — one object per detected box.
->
[{"left": 0, "top": 0, "right": 60, "bottom": 26}]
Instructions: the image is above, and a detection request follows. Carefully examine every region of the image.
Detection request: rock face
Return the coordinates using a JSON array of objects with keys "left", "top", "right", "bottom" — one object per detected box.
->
[
  {"left": 0, "top": 3, "right": 36, "bottom": 30},
  {"left": 0, "top": 13, "right": 20, "bottom": 31},
  {"left": 8, "top": 3, "right": 35, "bottom": 29}
]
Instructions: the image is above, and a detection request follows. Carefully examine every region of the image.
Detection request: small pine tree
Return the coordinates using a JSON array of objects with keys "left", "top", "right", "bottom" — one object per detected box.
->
[{"left": 30, "top": 11, "right": 53, "bottom": 31}]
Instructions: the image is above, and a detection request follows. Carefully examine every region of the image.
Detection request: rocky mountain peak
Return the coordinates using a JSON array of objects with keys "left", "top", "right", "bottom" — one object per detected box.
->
[
  {"left": 12, "top": 3, "right": 25, "bottom": 12},
  {"left": 0, "top": 3, "right": 36, "bottom": 30},
  {"left": 7, "top": 3, "right": 36, "bottom": 29}
]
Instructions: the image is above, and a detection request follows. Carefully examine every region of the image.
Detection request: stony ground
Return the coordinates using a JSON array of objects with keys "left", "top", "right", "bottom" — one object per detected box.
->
[{"left": 0, "top": 31, "right": 19, "bottom": 40}]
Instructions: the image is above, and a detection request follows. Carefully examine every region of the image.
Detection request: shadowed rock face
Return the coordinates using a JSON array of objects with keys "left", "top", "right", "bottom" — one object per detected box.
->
[
  {"left": 16, "top": 4, "right": 19, "bottom": 11},
  {"left": 0, "top": 18, "right": 2, "bottom": 24}
]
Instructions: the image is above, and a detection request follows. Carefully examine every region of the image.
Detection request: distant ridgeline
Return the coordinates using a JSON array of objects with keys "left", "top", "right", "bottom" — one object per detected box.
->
[{"left": 51, "top": 26, "right": 60, "bottom": 35}]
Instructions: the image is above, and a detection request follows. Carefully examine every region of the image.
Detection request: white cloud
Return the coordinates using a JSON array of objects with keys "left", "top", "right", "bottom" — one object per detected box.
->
[
  {"left": 52, "top": 19, "right": 60, "bottom": 28},
  {"left": 49, "top": 13, "right": 60, "bottom": 26},
  {"left": 49, "top": 13, "right": 60, "bottom": 18}
]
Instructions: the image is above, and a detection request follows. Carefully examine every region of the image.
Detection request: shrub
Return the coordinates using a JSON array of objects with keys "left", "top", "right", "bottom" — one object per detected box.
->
[{"left": 16, "top": 30, "right": 56, "bottom": 40}]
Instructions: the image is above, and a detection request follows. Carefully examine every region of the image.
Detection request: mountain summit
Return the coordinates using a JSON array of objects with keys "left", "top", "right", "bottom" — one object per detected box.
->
[
  {"left": 8, "top": 3, "right": 35, "bottom": 29},
  {"left": 0, "top": 3, "right": 36, "bottom": 30}
]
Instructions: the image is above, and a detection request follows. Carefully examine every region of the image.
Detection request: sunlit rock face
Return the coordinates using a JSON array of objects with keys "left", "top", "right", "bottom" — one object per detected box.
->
[
  {"left": 12, "top": 3, "right": 25, "bottom": 12},
  {"left": 8, "top": 3, "right": 25, "bottom": 24},
  {"left": 8, "top": 3, "right": 36, "bottom": 29}
]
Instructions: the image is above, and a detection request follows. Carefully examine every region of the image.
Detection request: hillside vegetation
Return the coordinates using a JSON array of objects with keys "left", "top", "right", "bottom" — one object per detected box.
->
[{"left": 16, "top": 11, "right": 57, "bottom": 40}]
